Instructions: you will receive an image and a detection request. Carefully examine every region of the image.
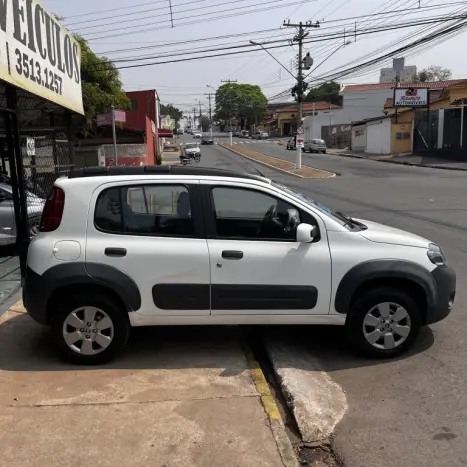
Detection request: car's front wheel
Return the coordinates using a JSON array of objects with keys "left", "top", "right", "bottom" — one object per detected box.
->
[
  {"left": 51, "top": 291, "right": 130, "bottom": 365},
  {"left": 346, "top": 287, "right": 422, "bottom": 358}
]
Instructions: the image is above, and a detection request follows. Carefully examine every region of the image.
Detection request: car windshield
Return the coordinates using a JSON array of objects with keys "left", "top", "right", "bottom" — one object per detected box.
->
[
  {"left": 272, "top": 182, "right": 347, "bottom": 226},
  {"left": 185, "top": 143, "right": 199, "bottom": 148},
  {"left": 312, "top": 139, "right": 325, "bottom": 144}
]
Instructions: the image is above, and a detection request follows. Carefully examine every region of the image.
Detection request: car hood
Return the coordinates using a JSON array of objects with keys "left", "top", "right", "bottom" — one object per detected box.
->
[
  {"left": 356, "top": 218, "right": 430, "bottom": 248},
  {"left": 185, "top": 147, "right": 200, "bottom": 153}
]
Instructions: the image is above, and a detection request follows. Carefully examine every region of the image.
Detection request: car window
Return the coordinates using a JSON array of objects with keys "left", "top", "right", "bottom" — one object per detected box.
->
[
  {"left": 95, "top": 185, "right": 194, "bottom": 237},
  {"left": 210, "top": 187, "right": 301, "bottom": 241}
]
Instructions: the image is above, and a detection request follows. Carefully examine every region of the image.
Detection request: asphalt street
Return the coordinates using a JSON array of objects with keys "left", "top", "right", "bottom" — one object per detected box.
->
[{"left": 197, "top": 139, "right": 467, "bottom": 467}]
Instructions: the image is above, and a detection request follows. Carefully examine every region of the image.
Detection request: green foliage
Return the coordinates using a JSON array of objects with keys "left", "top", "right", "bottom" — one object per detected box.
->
[
  {"left": 75, "top": 35, "right": 130, "bottom": 133},
  {"left": 215, "top": 83, "right": 267, "bottom": 127},
  {"left": 415, "top": 66, "right": 452, "bottom": 83},
  {"left": 160, "top": 103, "right": 183, "bottom": 125},
  {"left": 305, "top": 81, "right": 342, "bottom": 106},
  {"left": 200, "top": 116, "right": 212, "bottom": 132}
]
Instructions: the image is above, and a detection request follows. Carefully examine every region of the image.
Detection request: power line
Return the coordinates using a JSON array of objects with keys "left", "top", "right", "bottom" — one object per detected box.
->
[{"left": 87, "top": 0, "right": 318, "bottom": 40}]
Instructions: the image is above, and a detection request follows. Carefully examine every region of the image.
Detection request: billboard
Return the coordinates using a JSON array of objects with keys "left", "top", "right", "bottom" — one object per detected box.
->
[
  {"left": 0, "top": 0, "right": 84, "bottom": 114},
  {"left": 394, "top": 87, "right": 428, "bottom": 108}
]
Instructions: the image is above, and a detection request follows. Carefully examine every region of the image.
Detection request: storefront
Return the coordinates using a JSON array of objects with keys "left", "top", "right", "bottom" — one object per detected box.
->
[{"left": 0, "top": 0, "right": 84, "bottom": 278}]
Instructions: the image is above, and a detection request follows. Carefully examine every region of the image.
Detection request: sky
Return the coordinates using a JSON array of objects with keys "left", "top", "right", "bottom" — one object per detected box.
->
[{"left": 44, "top": 0, "right": 467, "bottom": 115}]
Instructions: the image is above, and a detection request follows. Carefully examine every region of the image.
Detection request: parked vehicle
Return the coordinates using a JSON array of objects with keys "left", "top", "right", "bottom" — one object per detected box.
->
[
  {"left": 286, "top": 137, "right": 296, "bottom": 150},
  {"left": 176, "top": 129, "right": 184, "bottom": 135},
  {"left": 252, "top": 132, "right": 269, "bottom": 140},
  {"left": 0, "top": 182, "right": 45, "bottom": 245},
  {"left": 239, "top": 130, "right": 249, "bottom": 138},
  {"left": 24, "top": 166, "right": 456, "bottom": 364},
  {"left": 304, "top": 139, "right": 327, "bottom": 153},
  {"left": 201, "top": 135, "right": 214, "bottom": 145}
]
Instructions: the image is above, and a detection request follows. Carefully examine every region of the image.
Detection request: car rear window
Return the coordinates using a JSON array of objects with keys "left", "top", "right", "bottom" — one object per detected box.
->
[{"left": 94, "top": 184, "right": 194, "bottom": 237}]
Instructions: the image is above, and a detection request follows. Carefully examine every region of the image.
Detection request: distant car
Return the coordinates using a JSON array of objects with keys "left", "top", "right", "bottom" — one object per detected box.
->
[
  {"left": 286, "top": 136, "right": 296, "bottom": 150},
  {"left": 0, "top": 182, "right": 45, "bottom": 245},
  {"left": 193, "top": 131, "right": 202, "bottom": 138},
  {"left": 240, "top": 130, "right": 249, "bottom": 138},
  {"left": 252, "top": 132, "right": 269, "bottom": 140},
  {"left": 202, "top": 135, "right": 214, "bottom": 145},
  {"left": 304, "top": 139, "right": 327, "bottom": 153},
  {"left": 233, "top": 131, "right": 240, "bottom": 137},
  {"left": 182, "top": 142, "right": 201, "bottom": 158},
  {"left": 176, "top": 129, "right": 184, "bottom": 135}
]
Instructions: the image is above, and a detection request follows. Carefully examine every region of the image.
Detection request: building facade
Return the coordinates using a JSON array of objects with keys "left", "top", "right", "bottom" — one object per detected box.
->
[{"left": 379, "top": 58, "right": 417, "bottom": 83}]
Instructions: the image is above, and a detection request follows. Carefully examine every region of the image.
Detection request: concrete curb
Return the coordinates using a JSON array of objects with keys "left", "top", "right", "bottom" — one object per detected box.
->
[
  {"left": 244, "top": 344, "right": 300, "bottom": 467},
  {"left": 328, "top": 151, "right": 467, "bottom": 171},
  {"left": 220, "top": 144, "right": 336, "bottom": 179},
  {"left": 265, "top": 338, "right": 347, "bottom": 445}
]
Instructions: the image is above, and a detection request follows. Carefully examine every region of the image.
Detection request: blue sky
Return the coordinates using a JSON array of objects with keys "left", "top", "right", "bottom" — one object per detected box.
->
[{"left": 44, "top": 0, "right": 467, "bottom": 113}]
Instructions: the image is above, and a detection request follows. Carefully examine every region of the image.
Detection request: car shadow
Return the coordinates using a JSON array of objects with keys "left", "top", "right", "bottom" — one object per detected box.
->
[{"left": 0, "top": 312, "right": 433, "bottom": 374}]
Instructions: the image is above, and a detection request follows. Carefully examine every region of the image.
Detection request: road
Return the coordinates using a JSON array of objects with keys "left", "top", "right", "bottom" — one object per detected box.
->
[{"left": 195, "top": 137, "right": 467, "bottom": 467}]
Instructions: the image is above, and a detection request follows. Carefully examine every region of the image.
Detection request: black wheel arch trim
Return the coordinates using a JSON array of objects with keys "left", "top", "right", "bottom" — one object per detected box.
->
[
  {"left": 335, "top": 259, "right": 437, "bottom": 314},
  {"left": 33, "top": 262, "right": 141, "bottom": 315}
]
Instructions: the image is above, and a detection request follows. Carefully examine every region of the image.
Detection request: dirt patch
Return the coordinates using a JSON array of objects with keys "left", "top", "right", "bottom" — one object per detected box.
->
[{"left": 220, "top": 144, "right": 335, "bottom": 179}]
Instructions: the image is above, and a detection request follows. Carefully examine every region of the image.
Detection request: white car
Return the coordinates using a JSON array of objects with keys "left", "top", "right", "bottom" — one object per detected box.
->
[
  {"left": 24, "top": 167, "right": 455, "bottom": 364},
  {"left": 193, "top": 131, "right": 202, "bottom": 138}
]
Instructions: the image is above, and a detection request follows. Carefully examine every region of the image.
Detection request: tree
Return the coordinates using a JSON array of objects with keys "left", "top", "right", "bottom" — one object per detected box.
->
[
  {"left": 200, "top": 115, "right": 212, "bottom": 132},
  {"left": 416, "top": 66, "right": 452, "bottom": 82},
  {"left": 76, "top": 36, "right": 130, "bottom": 133},
  {"left": 160, "top": 104, "right": 183, "bottom": 126},
  {"left": 305, "top": 81, "right": 342, "bottom": 106},
  {"left": 215, "top": 83, "right": 267, "bottom": 129}
]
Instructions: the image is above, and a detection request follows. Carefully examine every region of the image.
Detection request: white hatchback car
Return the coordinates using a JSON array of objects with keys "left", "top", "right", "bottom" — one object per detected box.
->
[{"left": 24, "top": 166, "right": 456, "bottom": 364}]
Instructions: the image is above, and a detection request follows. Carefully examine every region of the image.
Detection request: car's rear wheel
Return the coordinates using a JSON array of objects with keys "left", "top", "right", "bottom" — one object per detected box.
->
[
  {"left": 346, "top": 287, "right": 422, "bottom": 358},
  {"left": 51, "top": 291, "right": 130, "bottom": 365}
]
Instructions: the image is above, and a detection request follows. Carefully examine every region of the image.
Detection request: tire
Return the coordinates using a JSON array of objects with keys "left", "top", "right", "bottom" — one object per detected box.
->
[
  {"left": 51, "top": 291, "right": 130, "bottom": 365},
  {"left": 345, "top": 287, "right": 422, "bottom": 358},
  {"left": 194, "top": 156, "right": 200, "bottom": 162}
]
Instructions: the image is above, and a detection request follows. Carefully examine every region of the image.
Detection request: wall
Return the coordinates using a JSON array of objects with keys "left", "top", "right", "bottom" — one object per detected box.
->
[
  {"left": 391, "top": 122, "right": 412, "bottom": 154},
  {"left": 303, "top": 109, "right": 345, "bottom": 140},
  {"left": 366, "top": 119, "right": 391, "bottom": 154},
  {"left": 126, "top": 90, "right": 157, "bottom": 131},
  {"left": 351, "top": 125, "right": 367, "bottom": 151},
  {"left": 341, "top": 89, "right": 392, "bottom": 122},
  {"left": 145, "top": 116, "right": 156, "bottom": 165}
]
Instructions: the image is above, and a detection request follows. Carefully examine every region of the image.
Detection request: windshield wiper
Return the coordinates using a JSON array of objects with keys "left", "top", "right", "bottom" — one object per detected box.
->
[{"left": 335, "top": 212, "right": 367, "bottom": 230}]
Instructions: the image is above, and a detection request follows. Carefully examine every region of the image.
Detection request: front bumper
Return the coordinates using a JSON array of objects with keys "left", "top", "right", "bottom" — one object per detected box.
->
[{"left": 426, "top": 265, "right": 456, "bottom": 325}]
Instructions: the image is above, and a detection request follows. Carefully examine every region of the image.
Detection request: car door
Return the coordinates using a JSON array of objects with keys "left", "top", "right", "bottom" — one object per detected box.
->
[
  {"left": 201, "top": 182, "right": 332, "bottom": 315},
  {"left": 86, "top": 180, "right": 211, "bottom": 316}
]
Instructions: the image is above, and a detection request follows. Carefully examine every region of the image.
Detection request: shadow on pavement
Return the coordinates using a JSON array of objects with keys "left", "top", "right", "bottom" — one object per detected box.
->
[{"left": 0, "top": 312, "right": 433, "bottom": 374}]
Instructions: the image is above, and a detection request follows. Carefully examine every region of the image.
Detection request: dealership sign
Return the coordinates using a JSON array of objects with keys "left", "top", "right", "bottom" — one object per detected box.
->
[
  {"left": 394, "top": 87, "right": 429, "bottom": 108},
  {"left": 0, "top": 0, "right": 84, "bottom": 114}
]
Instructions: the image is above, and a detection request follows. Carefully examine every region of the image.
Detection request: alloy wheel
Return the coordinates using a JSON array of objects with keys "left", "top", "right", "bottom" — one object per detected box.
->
[
  {"left": 362, "top": 302, "right": 411, "bottom": 350},
  {"left": 62, "top": 306, "right": 114, "bottom": 355}
]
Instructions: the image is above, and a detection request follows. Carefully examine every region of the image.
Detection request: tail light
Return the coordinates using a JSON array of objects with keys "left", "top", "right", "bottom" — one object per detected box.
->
[{"left": 40, "top": 187, "right": 65, "bottom": 232}]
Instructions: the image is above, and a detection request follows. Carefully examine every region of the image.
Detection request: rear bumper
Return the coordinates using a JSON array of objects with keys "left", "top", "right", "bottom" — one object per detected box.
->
[
  {"left": 22, "top": 266, "right": 48, "bottom": 324},
  {"left": 426, "top": 265, "right": 456, "bottom": 325}
]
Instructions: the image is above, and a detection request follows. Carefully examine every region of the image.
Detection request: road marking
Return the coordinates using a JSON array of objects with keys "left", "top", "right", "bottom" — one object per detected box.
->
[{"left": 243, "top": 343, "right": 299, "bottom": 467}]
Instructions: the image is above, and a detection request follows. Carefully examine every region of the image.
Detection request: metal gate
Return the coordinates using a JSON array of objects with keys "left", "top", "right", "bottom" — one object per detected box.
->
[{"left": 0, "top": 82, "right": 75, "bottom": 277}]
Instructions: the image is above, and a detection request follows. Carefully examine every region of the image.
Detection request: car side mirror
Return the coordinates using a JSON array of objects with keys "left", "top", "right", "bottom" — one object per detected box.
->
[{"left": 296, "top": 223, "right": 317, "bottom": 243}]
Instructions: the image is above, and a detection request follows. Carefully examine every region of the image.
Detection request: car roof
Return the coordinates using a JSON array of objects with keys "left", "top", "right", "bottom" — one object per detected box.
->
[{"left": 68, "top": 165, "right": 270, "bottom": 183}]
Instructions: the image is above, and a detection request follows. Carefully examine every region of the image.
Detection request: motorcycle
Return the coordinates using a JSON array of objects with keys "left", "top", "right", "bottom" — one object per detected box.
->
[{"left": 180, "top": 152, "right": 201, "bottom": 165}]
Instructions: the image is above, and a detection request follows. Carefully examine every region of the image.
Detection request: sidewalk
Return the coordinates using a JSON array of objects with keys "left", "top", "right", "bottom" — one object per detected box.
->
[
  {"left": 220, "top": 144, "right": 335, "bottom": 179},
  {"left": 0, "top": 301, "right": 296, "bottom": 467},
  {"left": 328, "top": 149, "right": 467, "bottom": 171}
]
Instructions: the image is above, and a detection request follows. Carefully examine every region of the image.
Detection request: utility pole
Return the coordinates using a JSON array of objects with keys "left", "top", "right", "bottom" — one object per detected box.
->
[
  {"left": 204, "top": 93, "right": 214, "bottom": 137},
  {"left": 193, "top": 107, "right": 196, "bottom": 130},
  {"left": 221, "top": 79, "right": 237, "bottom": 146},
  {"left": 111, "top": 105, "right": 118, "bottom": 166},
  {"left": 283, "top": 21, "right": 320, "bottom": 169}
]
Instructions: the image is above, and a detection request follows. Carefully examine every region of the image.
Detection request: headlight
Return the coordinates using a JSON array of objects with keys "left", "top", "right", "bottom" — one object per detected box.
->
[{"left": 427, "top": 243, "right": 446, "bottom": 266}]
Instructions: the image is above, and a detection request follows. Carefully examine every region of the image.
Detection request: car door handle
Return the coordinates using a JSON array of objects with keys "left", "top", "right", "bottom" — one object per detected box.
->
[
  {"left": 222, "top": 250, "right": 243, "bottom": 260},
  {"left": 105, "top": 248, "right": 127, "bottom": 257}
]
